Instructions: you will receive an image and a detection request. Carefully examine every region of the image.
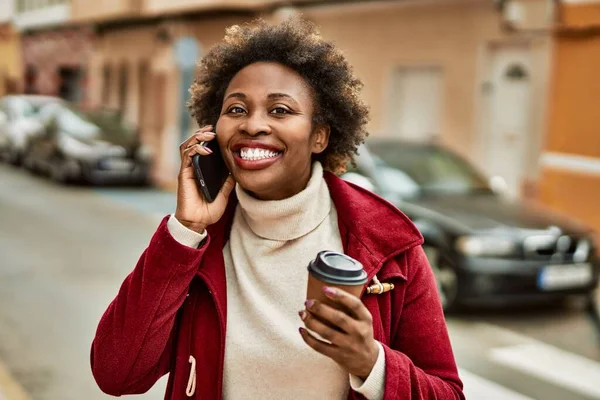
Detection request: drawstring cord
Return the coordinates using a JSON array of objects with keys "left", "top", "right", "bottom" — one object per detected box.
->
[
  {"left": 186, "top": 289, "right": 198, "bottom": 397},
  {"left": 186, "top": 355, "right": 197, "bottom": 397}
]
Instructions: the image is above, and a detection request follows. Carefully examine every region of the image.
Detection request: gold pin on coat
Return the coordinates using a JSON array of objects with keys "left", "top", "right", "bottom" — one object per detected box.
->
[{"left": 366, "top": 275, "right": 395, "bottom": 295}]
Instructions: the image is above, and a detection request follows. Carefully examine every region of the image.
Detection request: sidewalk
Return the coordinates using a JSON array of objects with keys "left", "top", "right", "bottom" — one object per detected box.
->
[{"left": 0, "top": 362, "right": 28, "bottom": 400}]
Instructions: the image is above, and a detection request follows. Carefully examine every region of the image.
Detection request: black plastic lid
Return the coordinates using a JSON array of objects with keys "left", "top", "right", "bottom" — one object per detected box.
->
[{"left": 307, "top": 251, "right": 368, "bottom": 285}]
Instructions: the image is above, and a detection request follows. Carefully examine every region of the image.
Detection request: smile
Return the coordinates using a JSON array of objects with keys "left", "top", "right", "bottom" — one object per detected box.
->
[{"left": 238, "top": 147, "right": 282, "bottom": 161}]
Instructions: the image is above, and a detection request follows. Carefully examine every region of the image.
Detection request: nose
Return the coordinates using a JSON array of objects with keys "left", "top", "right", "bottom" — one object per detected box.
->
[{"left": 238, "top": 111, "right": 271, "bottom": 137}]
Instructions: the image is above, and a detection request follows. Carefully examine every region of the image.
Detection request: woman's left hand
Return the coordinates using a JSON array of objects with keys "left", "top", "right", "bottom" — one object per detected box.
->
[{"left": 299, "top": 287, "right": 379, "bottom": 379}]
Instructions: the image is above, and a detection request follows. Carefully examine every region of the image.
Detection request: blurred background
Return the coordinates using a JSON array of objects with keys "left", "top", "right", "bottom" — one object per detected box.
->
[{"left": 0, "top": 0, "right": 599, "bottom": 399}]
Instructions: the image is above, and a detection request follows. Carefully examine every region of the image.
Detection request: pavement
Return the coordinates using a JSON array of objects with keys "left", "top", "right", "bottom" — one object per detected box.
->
[{"left": 1, "top": 163, "right": 600, "bottom": 400}]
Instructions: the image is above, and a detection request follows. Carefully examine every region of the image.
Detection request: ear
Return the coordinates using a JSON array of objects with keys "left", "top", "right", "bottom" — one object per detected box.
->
[{"left": 311, "top": 125, "right": 330, "bottom": 154}]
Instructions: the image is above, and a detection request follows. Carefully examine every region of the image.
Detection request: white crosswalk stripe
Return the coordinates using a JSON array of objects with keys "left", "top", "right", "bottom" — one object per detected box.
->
[
  {"left": 449, "top": 320, "right": 600, "bottom": 400},
  {"left": 490, "top": 342, "right": 600, "bottom": 399},
  {"left": 459, "top": 368, "right": 535, "bottom": 400}
]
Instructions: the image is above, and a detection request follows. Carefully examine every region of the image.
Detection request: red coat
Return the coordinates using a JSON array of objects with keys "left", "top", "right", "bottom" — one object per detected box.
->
[{"left": 91, "top": 172, "right": 464, "bottom": 400}]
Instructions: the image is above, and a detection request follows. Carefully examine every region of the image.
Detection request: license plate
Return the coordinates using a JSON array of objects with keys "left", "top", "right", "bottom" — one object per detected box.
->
[
  {"left": 537, "top": 263, "right": 593, "bottom": 291},
  {"left": 101, "top": 158, "right": 133, "bottom": 170}
]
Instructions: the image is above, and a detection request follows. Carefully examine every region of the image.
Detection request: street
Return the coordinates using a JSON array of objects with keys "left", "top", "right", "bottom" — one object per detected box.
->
[{"left": 0, "top": 163, "right": 599, "bottom": 400}]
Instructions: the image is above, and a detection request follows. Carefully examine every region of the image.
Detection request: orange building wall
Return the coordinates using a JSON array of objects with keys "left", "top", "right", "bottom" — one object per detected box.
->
[{"left": 539, "top": 2, "right": 600, "bottom": 235}]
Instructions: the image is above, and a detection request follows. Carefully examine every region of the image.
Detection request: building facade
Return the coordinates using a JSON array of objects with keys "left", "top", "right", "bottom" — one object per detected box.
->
[
  {"left": 16, "top": 0, "right": 95, "bottom": 103},
  {"left": 80, "top": 0, "right": 555, "bottom": 191},
  {"left": 538, "top": 0, "right": 600, "bottom": 237}
]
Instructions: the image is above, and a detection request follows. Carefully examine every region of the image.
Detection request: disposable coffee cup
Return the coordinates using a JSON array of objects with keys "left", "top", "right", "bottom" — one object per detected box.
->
[
  {"left": 306, "top": 250, "right": 368, "bottom": 311},
  {"left": 305, "top": 251, "right": 368, "bottom": 343}
]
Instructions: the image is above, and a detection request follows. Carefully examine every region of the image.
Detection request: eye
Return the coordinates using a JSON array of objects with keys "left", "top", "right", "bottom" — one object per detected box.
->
[
  {"left": 228, "top": 106, "right": 246, "bottom": 114},
  {"left": 270, "top": 107, "right": 290, "bottom": 115}
]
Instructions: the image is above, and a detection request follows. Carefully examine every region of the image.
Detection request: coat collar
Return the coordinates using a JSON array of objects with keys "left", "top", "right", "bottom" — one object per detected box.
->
[{"left": 202, "top": 172, "right": 423, "bottom": 281}]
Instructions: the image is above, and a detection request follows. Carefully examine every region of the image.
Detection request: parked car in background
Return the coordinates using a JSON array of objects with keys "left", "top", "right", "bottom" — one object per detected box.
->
[
  {"left": 343, "top": 139, "right": 600, "bottom": 312},
  {"left": 0, "top": 95, "right": 59, "bottom": 164},
  {"left": 24, "top": 102, "right": 151, "bottom": 185}
]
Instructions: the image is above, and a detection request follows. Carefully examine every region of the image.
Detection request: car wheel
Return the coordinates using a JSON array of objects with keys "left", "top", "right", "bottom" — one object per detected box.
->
[
  {"left": 50, "top": 160, "right": 69, "bottom": 184},
  {"left": 23, "top": 154, "right": 38, "bottom": 173},
  {"left": 8, "top": 151, "right": 21, "bottom": 166},
  {"left": 423, "top": 246, "right": 459, "bottom": 313}
]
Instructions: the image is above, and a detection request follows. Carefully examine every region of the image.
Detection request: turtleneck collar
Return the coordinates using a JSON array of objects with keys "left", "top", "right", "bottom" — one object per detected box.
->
[{"left": 235, "top": 162, "right": 331, "bottom": 241}]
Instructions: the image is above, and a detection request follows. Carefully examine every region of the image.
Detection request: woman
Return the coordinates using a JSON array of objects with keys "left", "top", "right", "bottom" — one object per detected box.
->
[{"left": 91, "top": 18, "right": 464, "bottom": 400}]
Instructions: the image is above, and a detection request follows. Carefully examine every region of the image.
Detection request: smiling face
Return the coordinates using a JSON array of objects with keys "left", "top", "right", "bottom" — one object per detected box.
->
[{"left": 215, "top": 62, "right": 329, "bottom": 200}]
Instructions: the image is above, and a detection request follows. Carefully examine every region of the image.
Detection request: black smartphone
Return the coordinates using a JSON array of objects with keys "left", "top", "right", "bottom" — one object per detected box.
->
[{"left": 191, "top": 138, "right": 229, "bottom": 203}]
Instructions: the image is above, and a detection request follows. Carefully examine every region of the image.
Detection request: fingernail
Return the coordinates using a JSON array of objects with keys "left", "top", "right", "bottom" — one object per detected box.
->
[
  {"left": 304, "top": 300, "right": 314, "bottom": 309},
  {"left": 205, "top": 147, "right": 213, "bottom": 154},
  {"left": 299, "top": 327, "right": 305, "bottom": 335},
  {"left": 298, "top": 311, "right": 306, "bottom": 321},
  {"left": 323, "top": 287, "right": 336, "bottom": 297}
]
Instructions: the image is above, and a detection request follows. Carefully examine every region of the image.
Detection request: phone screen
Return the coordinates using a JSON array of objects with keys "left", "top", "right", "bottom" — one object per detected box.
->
[{"left": 191, "top": 138, "right": 229, "bottom": 203}]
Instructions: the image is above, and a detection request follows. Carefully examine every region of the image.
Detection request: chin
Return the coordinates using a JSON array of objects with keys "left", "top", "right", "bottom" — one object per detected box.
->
[{"left": 234, "top": 169, "right": 280, "bottom": 198}]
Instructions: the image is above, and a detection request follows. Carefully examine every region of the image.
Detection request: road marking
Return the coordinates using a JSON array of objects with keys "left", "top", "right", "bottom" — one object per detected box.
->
[
  {"left": 459, "top": 368, "right": 534, "bottom": 400},
  {"left": 490, "top": 342, "right": 600, "bottom": 399},
  {"left": 0, "top": 361, "right": 29, "bottom": 400}
]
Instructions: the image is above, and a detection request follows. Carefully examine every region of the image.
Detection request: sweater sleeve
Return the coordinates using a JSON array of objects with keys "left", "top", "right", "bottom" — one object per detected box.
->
[
  {"left": 349, "top": 341, "right": 386, "bottom": 400},
  {"left": 167, "top": 214, "right": 208, "bottom": 248},
  {"left": 382, "top": 245, "right": 465, "bottom": 400},
  {"left": 90, "top": 216, "right": 210, "bottom": 396}
]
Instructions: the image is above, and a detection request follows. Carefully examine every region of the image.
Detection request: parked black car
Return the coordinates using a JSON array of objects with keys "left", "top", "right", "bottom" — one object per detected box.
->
[
  {"left": 24, "top": 102, "right": 151, "bottom": 185},
  {"left": 343, "top": 139, "right": 600, "bottom": 311}
]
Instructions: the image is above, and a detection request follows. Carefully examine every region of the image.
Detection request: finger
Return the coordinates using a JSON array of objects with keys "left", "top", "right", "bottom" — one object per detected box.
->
[
  {"left": 180, "top": 144, "right": 213, "bottom": 168},
  {"left": 191, "top": 130, "right": 217, "bottom": 145},
  {"left": 300, "top": 311, "right": 346, "bottom": 345},
  {"left": 212, "top": 175, "right": 236, "bottom": 209},
  {"left": 304, "top": 300, "right": 354, "bottom": 334},
  {"left": 179, "top": 125, "right": 213, "bottom": 154},
  {"left": 322, "top": 287, "right": 372, "bottom": 322},
  {"left": 299, "top": 327, "right": 339, "bottom": 360}
]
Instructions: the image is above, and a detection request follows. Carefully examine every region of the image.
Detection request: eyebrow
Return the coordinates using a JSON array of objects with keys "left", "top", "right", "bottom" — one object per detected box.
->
[
  {"left": 223, "top": 92, "right": 299, "bottom": 105},
  {"left": 224, "top": 92, "right": 246, "bottom": 101},
  {"left": 267, "top": 93, "right": 298, "bottom": 104}
]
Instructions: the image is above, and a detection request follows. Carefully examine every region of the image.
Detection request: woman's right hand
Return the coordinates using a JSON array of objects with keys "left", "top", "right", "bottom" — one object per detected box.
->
[{"left": 174, "top": 125, "right": 235, "bottom": 233}]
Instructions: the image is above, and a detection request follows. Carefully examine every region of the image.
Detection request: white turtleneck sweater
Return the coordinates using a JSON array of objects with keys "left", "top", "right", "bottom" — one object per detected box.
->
[{"left": 167, "top": 162, "right": 385, "bottom": 399}]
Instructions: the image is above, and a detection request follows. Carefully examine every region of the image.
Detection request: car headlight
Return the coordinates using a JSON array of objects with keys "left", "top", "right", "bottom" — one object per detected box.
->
[{"left": 455, "top": 236, "right": 518, "bottom": 257}]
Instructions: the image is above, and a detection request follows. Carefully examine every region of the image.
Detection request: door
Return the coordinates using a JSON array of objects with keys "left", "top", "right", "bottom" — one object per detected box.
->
[
  {"left": 58, "top": 66, "right": 82, "bottom": 102},
  {"left": 388, "top": 66, "right": 443, "bottom": 142},
  {"left": 482, "top": 44, "right": 532, "bottom": 198}
]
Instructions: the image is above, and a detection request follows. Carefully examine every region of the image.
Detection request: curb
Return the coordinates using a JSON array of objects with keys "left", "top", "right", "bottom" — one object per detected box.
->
[{"left": 0, "top": 362, "right": 29, "bottom": 400}]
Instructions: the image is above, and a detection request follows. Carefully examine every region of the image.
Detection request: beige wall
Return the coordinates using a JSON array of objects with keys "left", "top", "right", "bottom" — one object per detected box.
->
[
  {"left": 305, "top": 0, "right": 551, "bottom": 178},
  {"left": 140, "top": 0, "right": 301, "bottom": 16},
  {"left": 72, "top": 0, "right": 140, "bottom": 23}
]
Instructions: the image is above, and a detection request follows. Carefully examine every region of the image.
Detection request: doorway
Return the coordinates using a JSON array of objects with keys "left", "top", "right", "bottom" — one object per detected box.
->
[
  {"left": 58, "top": 66, "right": 82, "bottom": 102},
  {"left": 388, "top": 66, "right": 443, "bottom": 142},
  {"left": 481, "top": 43, "right": 533, "bottom": 198}
]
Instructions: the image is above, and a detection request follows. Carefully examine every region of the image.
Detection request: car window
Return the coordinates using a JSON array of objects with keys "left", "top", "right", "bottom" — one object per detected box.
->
[{"left": 366, "top": 141, "right": 492, "bottom": 195}]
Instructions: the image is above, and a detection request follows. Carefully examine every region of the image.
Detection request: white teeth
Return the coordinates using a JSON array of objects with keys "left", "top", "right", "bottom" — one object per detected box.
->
[{"left": 239, "top": 147, "right": 280, "bottom": 161}]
